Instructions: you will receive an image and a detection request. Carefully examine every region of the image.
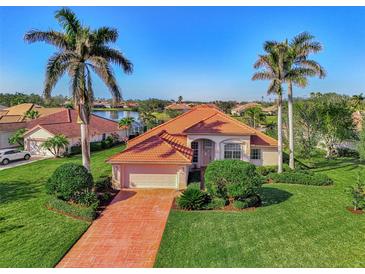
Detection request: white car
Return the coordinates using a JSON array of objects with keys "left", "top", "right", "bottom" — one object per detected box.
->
[{"left": 0, "top": 149, "right": 31, "bottom": 165}]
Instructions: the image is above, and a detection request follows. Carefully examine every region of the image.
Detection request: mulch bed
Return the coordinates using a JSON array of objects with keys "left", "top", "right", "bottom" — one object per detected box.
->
[{"left": 346, "top": 207, "right": 364, "bottom": 215}]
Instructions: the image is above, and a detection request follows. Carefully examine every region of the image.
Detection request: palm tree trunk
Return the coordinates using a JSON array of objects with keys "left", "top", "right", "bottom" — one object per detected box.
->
[
  {"left": 277, "top": 94, "right": 283, "bottom": 173},
  {"left": 80, "top": 123, "right": 91, "bottom": 171},
  {"left": 288, "top": 81, "right": 295, "bottom": 169}
]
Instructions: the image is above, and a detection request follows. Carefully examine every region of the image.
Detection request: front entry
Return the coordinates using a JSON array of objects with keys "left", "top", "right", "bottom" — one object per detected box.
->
[{"left": 202, "top": 139, "right": 214, "bottom": 166}]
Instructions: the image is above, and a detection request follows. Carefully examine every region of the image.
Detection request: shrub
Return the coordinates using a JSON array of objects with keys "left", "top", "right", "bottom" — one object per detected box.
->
[
  {"left": 46, "top": 197, "right": 96, "bottom": 221},
  {"left": 267, "top": 171, "right": 333, "bottom": 186},
  {"left": 204, "top": 197, "right": 227, "bottom": 210},
  {"left": 99, "top": 192, "right": 112, "bottom": 203},
  {"left": 46, "top": 163, "right": 94, "bottom": 202},
  {"left": 95, "top": 176, "right": 112, "bottom": 191},
  {"left": 337, "top": 147, "right": 359, "bottom": 158},
  {"left": 188, "top": 170, "right": 201, "bottom": 183},
  {"left": 176, "top": 188, "right": 211, "bottom": 210},
  {"left": 233, "top": 195, "right": 261, "bottom": 209},
  {"left": 348, "top": 177, "right": 365, "bottom": 210},
  {"left": 90, "top": 141, "right": 103, "bottom": 151},
  {"left": 256, "top": 164, "right": 291, "bottom": 176},
  {"left": 77, "top": 191, "right": 99, "bottom": 209},
  {"left": 205, "top": 160, "right": 262, "bottom": 199},
  {"left": 187, "top": 182, "right": 201, "bottom": 190}
]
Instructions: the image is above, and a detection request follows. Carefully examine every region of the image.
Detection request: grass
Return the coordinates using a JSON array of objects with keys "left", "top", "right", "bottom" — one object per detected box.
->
[
  {"left": 0, "top": 145, "right": 124, "bottom": 267},
  {"left": 155, "top": 157, "right": 365, "bottom": 267},
  {"left": 152, "top": 111, "right": 173, "bottom": 122}
]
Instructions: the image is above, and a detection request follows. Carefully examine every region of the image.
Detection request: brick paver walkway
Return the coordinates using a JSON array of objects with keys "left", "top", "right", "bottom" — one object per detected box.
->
[{"left": 57, "top": 189, "right": 177, "bottom": 268}]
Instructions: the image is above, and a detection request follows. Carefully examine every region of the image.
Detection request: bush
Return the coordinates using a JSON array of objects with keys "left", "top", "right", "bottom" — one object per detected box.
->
[
  {"left": 204, "top": 197, "right": 227, "bottom": 210},
  {"left": 46, "top": 163, "right": 94, "bottom": 202},
  {"left": 205, "top": 160, "right": 262, "bottom": 199},
  {"left": 95, "top": 176, "right": 112, "bottom": 192},
  {"left": 337, "top": 147, "right": 359, "bottom": 158},
  {"left": 90, "top": 141, "right": 103, "bottom": 151},
  {"left": 46, "top": 197, "right": 96, "bottom": 221},
  {"left": 348, "top": 177, "right": 365, "bottom": 210},
  {"left": 267, "top": 170, "right": 333, "bottom": 186},
  {"left": 176, "top": 188, "right": 211, "bottom": 210},
  {"left": 187, "top": 182, "right": 201, "bottom": 190},
  {"left": 188, "top": 170, "right": 201, "bottom": 183},
  {"left": 233, "top": 195, "right": 261, "bottom": 209},
  {"left": 256, "top": 164, "right": 291, "bottom": 176},
  {"left": 77, "top": 191, "right": 99, "bottom": 209}
]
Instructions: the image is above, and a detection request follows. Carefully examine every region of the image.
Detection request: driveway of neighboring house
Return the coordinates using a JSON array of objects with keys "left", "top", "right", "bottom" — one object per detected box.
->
[
  {"left": 0, "top": 156, "right": 50, "bottom": 171},
  {"left": 57, "top": 189, "right": 177, "bottom": 268}
]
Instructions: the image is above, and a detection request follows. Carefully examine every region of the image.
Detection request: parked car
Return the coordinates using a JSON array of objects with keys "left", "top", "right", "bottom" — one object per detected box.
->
[{"left": 0, "top": 149, "right": 31, "bottom": 165}]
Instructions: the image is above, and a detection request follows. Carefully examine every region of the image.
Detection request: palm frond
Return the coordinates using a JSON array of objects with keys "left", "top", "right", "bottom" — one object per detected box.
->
[
  {"left": 252, "top": 71, "right": 275, "bottom": 81},
  {"left": 24, "top": 30, "right": 69, "bottom": 50},
  {"left": 92, "top": 27, "right": 118, "bottom": 44},
  {"left": 55, "top": 8, "right": 81, "bottom": 35},
  {"left": 91, "top": 46, "right": 133, "bottom": 73},
  {"left": 297, "top": 59, "right": 326, "bottom": 78}
]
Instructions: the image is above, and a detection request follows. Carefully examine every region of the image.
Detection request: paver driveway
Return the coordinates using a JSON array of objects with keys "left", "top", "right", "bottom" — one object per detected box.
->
[{"left": 57, "top": 189, "right": 177, "bottom": 268}]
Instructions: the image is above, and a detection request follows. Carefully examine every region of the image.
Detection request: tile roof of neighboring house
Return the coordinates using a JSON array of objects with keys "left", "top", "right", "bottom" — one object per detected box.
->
[
  {"left": 0, "top": 103, "right": 63, "bottom": 123},
  {"left": 231, "top": 102, "right": 261, "bottom": 113},
  {"left": 109, "top": 104, "right": 277, "bottom": 164},
  {"left": 108, "top": 130, "right": 192, "bottom": 164},
  {"left": 24, "top": 109, "right": 122, "bottom": 138},
  {"left": 165, "top": 103, "right": 192, "bottom": 111},
  {"left": 262, "top": 105, "right": 277, "bottom": 113}
]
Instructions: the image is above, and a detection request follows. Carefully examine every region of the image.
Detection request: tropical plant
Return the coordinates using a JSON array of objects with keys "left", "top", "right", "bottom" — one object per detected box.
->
[
  {"left": 285, "top": 32, "right": 326, "bottom": 169},
  {"left": 242, "top": 106, "right": 266, "bottom": 128},
  {"left": 8, "top": 128, "right": 26, "bottom": 147},
  {"left": 252, "top": 42, "right": 288, "bottom": 173},
  {"left": 24, "top": 8, "right": 133, "bottom": 171},
  {"left": 118, "top": 116, "right": 134, "bottom": 136},
  {"left": 176, "top": 188, "right": 211, "bottom": 210},
  {"left": 177, "top": 95, "right": 183, "bottom": 103},
  {"left": 140, "top": 111, "right": 159, "bottom": 130},
  {"left": 347, "top": 173, "right": 365, "bottom": 210},
  {"left": 25, "top": 109, "right": 40, "bottom": 119},
  {"left": 41, "top": 134, "right": 69, "bottom": 157},
  {"left": 358, "top": 117, "right": 365, "bottom": 161},
  {"left": 351, "top": 93, "right": 365, "bottom": 111}
]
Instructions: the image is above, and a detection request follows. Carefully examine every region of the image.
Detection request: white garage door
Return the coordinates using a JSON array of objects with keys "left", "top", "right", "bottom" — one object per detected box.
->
[
  {"left": 129, "top": 173, "right": 178, "bottom": 189},
  {"left": 28, "top": 140, "right": 53, "bottom": 156}
]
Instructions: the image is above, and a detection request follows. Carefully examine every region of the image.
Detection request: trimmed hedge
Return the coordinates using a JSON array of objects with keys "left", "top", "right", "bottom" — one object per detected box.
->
[
  {"left": 267, "top": 171, "right": 333, "bottom": 186},
  {"left": 205, "top": 160, "right": 262, "bottom": 199},
  {"left": 46, "top": 197, "right": 96, "bottom": 221},
  {"left": 204, "top": 197, "right": 227, "bottom": 210},
  {"left": 187, "top": 182, "right": 201, "bottom": 190},
  {"left": 233, "top": 195, "right": 261, "bottom": 209},
  {"left": 256, "top": 164, "right": 291, "bottom": 176},
  {"left": 46, "top": 163, "right": 94, "bottom": 202},
  {"left": 176, "top": 188, "right": 211, "bottom": 210}
]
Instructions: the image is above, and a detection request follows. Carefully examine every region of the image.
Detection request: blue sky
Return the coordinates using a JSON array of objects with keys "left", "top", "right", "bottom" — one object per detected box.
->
[{"left": 0, "top": 6, "right": 364, "bottom": 101}]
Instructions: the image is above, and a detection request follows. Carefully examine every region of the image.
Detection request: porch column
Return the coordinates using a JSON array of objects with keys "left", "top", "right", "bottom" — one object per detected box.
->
[{"left": 214, "top": 142, "right": 221, "bottom": 160}]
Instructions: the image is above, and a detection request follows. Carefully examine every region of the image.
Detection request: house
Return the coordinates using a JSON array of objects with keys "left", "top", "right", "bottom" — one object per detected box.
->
[
  {"left": 23, "top": 109, "right": 127, "bottom": 156},
  {"left": 0, "top": 103, "right": 63, "bottom": 149},
  {"left": 165, "top": 102, "right": 192, "bottom": 112},
  {"left": 108, "top": 104, "right": 277, "bottom": 190},
  {"left": 262, "top": 105, "right": 277, "bottom": 115},
  {"left": 230, "top": 102, "right": 261, "bottom": 115}
]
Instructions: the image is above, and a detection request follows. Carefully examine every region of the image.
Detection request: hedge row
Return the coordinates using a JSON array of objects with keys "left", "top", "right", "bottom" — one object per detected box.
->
[
  {"left": 46, "top": 197, "right": 96, "bottom": 222},
  {"left": 267, "top": 171, "right": 333, "bottom": 186}
]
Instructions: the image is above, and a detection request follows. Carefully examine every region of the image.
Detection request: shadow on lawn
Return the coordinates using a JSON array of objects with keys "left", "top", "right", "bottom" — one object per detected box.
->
[
  {"left": 0, "top": 181, "right": 38, "bottom": 204},
  {"left": 260, "top": 187, "right": 293, "bottom": 207}
]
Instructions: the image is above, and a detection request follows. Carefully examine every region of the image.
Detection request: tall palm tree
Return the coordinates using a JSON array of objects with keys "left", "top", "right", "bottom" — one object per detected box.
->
[
  {"left": 119, "top": 117, "right": 135, "bottom": 136},
  {"left": 24, "top": 8, "right": 133, "bottom": 171},
  {"left": 286, "top": 32, "right": 326, "bottom": 169},
  {"left": 252, "top": 42, "right": 288, "bottom": 173}
]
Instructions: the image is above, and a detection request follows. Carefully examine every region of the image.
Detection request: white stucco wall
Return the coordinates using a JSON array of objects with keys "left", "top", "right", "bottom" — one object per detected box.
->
[{"left": 250, "top": 146, "right": 278, "bottom": 166}]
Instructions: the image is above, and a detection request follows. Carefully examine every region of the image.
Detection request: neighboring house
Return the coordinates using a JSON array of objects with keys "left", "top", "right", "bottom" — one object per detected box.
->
[
  {"left": 108, "top": 104, "right": 277, "bottom": 190},
  {"left": 262, "top": 105, "right": 277, "bottom": 115},
  {"left": 165, "top": 102, "right": 192, "bottom": 112},
  {"left": 23, "top": 109, "right": 127, "bottom": 156},
  {"left": 230, "top": 102, "right": 261, "bottom": 115},
  {"left": 0, "top": 103, "right": 63, "bottom": 149}
]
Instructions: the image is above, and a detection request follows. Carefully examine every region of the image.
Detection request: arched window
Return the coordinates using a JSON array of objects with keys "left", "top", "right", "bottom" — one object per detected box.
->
[{"left": 224, "top": 143, "right": 241, "bottom": 159}]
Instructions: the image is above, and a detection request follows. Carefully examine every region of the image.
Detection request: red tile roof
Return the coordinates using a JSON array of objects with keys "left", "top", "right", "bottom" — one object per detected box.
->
[
  {"left": 108, "top": 130, "right": 192, "bottom": 164},
  {"left": 25, "top": 109, "right": 121, "bottom": 138},
  {"left": 109, "top": 104, "right": 277, "bottom": 164}
]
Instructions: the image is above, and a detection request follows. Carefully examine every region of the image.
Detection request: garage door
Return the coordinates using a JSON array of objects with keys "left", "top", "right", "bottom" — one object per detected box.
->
[
  {"left": 129, "top": 173, "right": 178, "bottom": 189},
  {"left": 28, "top": 140, "right": 53, "bottom": 156}
]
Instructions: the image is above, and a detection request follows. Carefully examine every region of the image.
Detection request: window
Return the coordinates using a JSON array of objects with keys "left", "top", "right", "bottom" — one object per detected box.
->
[
  {"left": 102, "top": 133, "right": 106, "bottom": 141},
  {"left": 4, "top": 150, "right": 16, "bottom": 155},
  {"left": 191, "top": 141, "right": 199, "bottom": 163},
  {"left": 224, "top": 143, "right": 241, "bottom": 159},
  {"left": 251, "top": 148, "right": 261, "bottom": 160}
]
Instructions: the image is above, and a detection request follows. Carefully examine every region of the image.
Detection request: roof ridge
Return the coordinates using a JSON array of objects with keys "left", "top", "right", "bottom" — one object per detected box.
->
[{"left": 182, "top": 112, "right": 219, "bottom": 132}]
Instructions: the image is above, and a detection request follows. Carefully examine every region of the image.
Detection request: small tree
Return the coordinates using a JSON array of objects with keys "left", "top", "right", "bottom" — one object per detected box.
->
[
  {"left": 41, "top": 134, "right": 69, "bottom": 157},
  {"left": 25, "top": 109, "right": 40, "bottom": 120},
  {"left": 177, "top": 95, "right": 183, "bottom": 103},
  {"left": 8, "top": 128, "right": 27, "bottom": 147},
  {"left": 348, "top": 173, "right": 365, "bottom": 211},
  {"left": 243, "top": 106, "right": 266, "bottom": 128},
  {"left": 118, "top": 117, "right": 134, "bottom": 136}
]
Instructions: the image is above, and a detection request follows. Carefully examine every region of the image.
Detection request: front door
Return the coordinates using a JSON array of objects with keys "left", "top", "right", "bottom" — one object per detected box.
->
[{"left": 202, "top": 140, "right": 213, "bottom": 166}]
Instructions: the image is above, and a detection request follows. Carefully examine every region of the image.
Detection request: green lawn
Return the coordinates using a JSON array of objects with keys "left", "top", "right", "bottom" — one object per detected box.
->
[
  {"left": 0, "top": 145, "right": 124, "bottom": 267},
  {"left": 155, "top": 158, "right": 365, "bottom": 267}
]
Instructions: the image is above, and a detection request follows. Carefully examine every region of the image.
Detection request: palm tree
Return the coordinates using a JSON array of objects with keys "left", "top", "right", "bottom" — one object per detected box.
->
[
  {"left": 119, "top": 117, "right": 135, "bottom": 137},
  {"left": 24, "top": 8, "right": 133, "bottom": 171},
  {"left": 41, "top": 134, "right": 69, "bottom": 157},
  {"left": 286, "top": 32, "right": 326, "bottom": 169},
  {"left": 252, "top": 42, "right": 288, "bottom": 173},
  {"left": 178, "top": 96, "right": 183, "bottom": 103},
  {"left": 25, "top": 109, "right": 40, "bottom": 120},
  {"left": 243, "top": 106, "right": 266, "bottom": 128},
  {"left": 140, "top": 111, "right": 158, "bottom": 131}
]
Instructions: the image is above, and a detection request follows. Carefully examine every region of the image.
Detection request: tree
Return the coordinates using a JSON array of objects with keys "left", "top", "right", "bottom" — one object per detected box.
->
[
  {"left": 118, "top": 116, "right": 135, "bottom": 136},
  {"left": 178, "top": 96, "right": 183, "bottom": 103},
  {"left": 252, "top": 42, "right": 289, "bottom": 173},
  {"left": 357, "top": 116, "right": 365, "bottom": 161},
  {"left": 8, "top": 128, "right": 27, "bottom": 147},
  {"left": 242, "top": 106, "right": 266, "bottom": 128},
  {"left": 140, "top": 111, "right": 159, "bottom": 130},
  {"left": 315, "top": 94, "right": 355, "bottom": 158},
  {"left": 285, "top": 32, "right": 326, "bottom": 169},
  {"left": 25, "top": 109, "right": 40, "bottom": 120},
  {"left": 41, "top": 134, "right": 69, "bottom": 157},
  {"left": 351, "top": 93, "right": 365, "bottom": 111},
  {"left": 25, "top": 8, "right": 133, "bottom": 171}
]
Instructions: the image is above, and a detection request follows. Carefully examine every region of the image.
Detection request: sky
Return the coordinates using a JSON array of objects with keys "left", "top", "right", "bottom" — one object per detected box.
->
[{"left": 0, "top": 6, "right": 365, "bottom": 101}]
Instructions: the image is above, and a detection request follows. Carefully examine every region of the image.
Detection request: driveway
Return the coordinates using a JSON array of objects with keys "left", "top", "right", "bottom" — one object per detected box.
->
[
  {"left": 57, "top": 189, "right": 177, "bottom": 268},
  {"left": 0, "top": 156, "right": 50, "bottom": 171}
]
